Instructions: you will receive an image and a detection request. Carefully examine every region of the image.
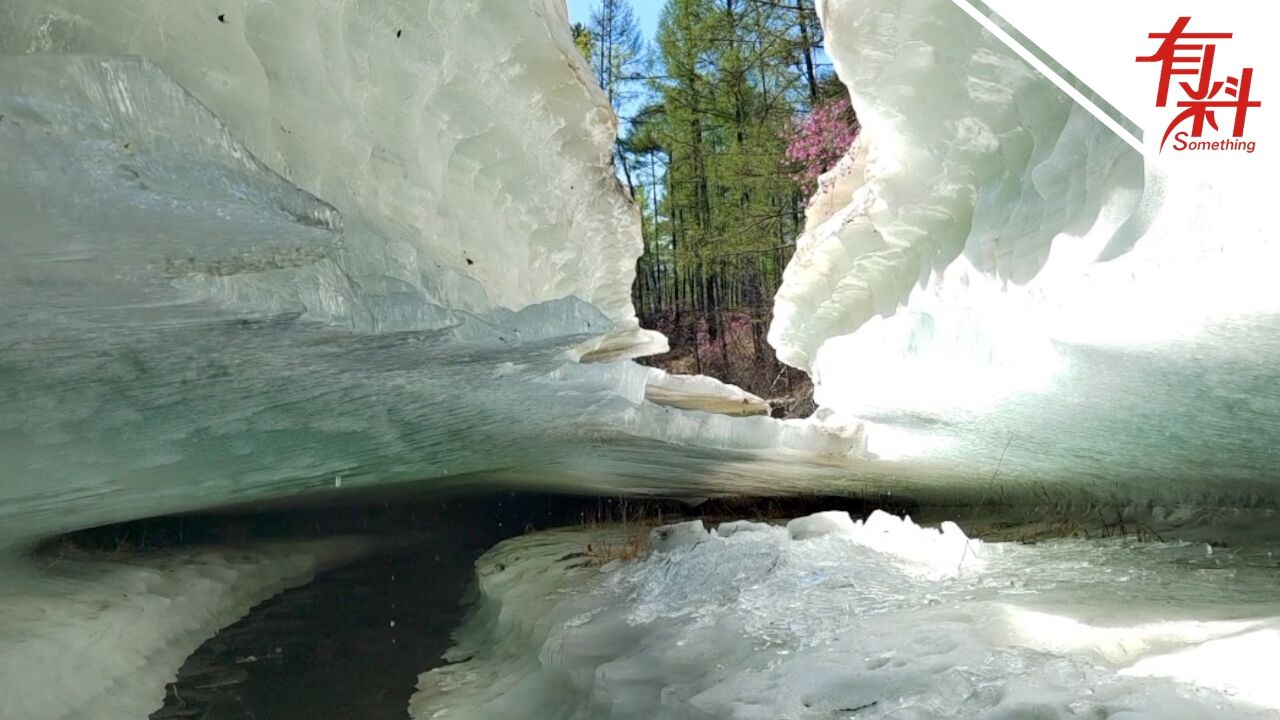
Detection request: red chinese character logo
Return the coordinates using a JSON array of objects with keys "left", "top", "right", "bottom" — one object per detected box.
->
[{"left": 1137, "top": 17, "right": 1261, "bottom": 152}]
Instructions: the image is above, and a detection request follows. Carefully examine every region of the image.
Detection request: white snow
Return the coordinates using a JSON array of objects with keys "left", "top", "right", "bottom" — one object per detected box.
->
[
  {"left": 1123, "top": 627, "right": 1280, "bottom": 709},
  {"left": 785, "top": 509, "right": 858, "bottom": 539},
  {"left": 414, "top": 513, "right": 1280, "bottom": 720},
  {"left": 647, "top": 519, "right": 709, "bottom": 553}
]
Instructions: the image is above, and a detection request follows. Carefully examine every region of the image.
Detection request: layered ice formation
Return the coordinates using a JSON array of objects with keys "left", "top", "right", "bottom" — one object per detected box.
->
[
  {"left": 1, "top": 0, "right": 1274, "bottom": 541},
  {"left": 0, "top": 0, "right": 646, "bottom": 330},
  {"left": 642, "top": 368, "right": 770, "bottom": 417},
  {"left": 415, "top": 513, "right": 1280, "bottom": 719},
  {"left": 768, "top": 0, "right": 1280, "bottom": 504},
  {"left": 0, "top": 5, "right": 870, "bottom": 548}
]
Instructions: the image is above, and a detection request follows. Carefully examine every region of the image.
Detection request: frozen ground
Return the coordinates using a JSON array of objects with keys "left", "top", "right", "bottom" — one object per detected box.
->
[{"left": 416, "top": 513, "right": 1280, "bottom": 719}]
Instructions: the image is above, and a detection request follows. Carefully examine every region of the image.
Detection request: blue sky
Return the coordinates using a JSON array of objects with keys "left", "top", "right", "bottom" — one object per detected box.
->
[
  {"left": 566, "top": 1, "right": 833, "bottom": 72},
  {"left": 567, "top": 0, "right": 664, "bottom": 43}
]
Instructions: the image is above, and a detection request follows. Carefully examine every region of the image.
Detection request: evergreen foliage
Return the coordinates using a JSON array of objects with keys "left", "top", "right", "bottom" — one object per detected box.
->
[{"left": 577, "top": 0, "right": 857, "bottom": 411}]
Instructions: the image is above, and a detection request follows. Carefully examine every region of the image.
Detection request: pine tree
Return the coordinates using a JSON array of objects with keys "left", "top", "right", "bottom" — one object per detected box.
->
[
  {"left": 587, "top": 0, "right": 646, "bottom": 196},
  {"left": 571, "top": 22, "right": 594, "bottom": 62},
  {"left": 588, "top": 0, "right": 645, "bottom": 108},
  {"left": 580, "top": 0, "right": 844, "bottom": 405}
]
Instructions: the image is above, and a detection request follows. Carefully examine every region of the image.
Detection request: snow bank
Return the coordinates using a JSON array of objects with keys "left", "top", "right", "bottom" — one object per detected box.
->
[
  {"left": 414, "top": 513, "right": 1280, "bottom": 719},
  {"left": 0, "top": 539, "right": 367, "bottom": 720}
]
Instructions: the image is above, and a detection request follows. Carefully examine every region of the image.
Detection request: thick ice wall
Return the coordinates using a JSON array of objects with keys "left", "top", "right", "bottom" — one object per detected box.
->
[
  {"left": 0, "top": 54, "right": 342, "bottom": 338},
  {"left": 770, "top": 0, "right": 1147, "bottom": 371},
  {"left": 768, "top": 0, "right": 1280, "bottom": 504},
  {"left": 0, "top": 0, "right": 646, "bottom": 330}
]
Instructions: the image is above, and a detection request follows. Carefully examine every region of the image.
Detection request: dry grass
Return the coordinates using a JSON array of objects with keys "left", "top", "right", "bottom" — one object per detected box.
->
[
  {"left": 584, "top": 531, "right": 651, "bottom": 566},
  {"left": 974, "top": 512, "right": 1169, "bottom": 545},
  {"left": 577, "top": 497, "right": 670, "bottom": 567}
]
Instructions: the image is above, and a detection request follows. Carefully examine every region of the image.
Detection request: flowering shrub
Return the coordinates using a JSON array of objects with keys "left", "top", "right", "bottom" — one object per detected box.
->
[{"left": 783, "top": 97, "right": 860, "bottom": 193}]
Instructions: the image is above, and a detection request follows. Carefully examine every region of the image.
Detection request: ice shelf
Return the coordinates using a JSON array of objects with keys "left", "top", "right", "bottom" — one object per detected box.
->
[{"left": 415, "top": 514, "right": 1280, "bottom": 719}]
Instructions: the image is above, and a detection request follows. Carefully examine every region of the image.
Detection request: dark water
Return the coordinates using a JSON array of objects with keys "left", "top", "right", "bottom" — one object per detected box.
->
[
  {"left": 141, "top": 492, "right": 668, "bottom": 720},
  {"left": 151, "top": 534, "right": 478, "bottom": 720}
]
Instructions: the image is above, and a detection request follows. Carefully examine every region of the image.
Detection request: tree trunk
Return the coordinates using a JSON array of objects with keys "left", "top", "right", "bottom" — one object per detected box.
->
[{"left": 795, "top": 0, "right": 820, "bottom": 103}]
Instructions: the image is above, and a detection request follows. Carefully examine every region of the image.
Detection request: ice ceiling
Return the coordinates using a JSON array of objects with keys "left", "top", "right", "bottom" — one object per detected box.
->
[{"left": 1, "top": 0, "right": 1278, "bottom": 549}]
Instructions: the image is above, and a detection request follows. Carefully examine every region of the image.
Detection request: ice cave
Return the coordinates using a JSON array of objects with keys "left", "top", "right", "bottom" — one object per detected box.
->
[{"left": 0, "top": 0, "right": 1277, "bottom": 718}]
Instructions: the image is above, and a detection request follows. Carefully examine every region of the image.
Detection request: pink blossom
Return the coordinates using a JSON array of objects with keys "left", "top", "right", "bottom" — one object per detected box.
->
[{"left": 782, "top": 97, "right": 860, "bottom": 193}]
